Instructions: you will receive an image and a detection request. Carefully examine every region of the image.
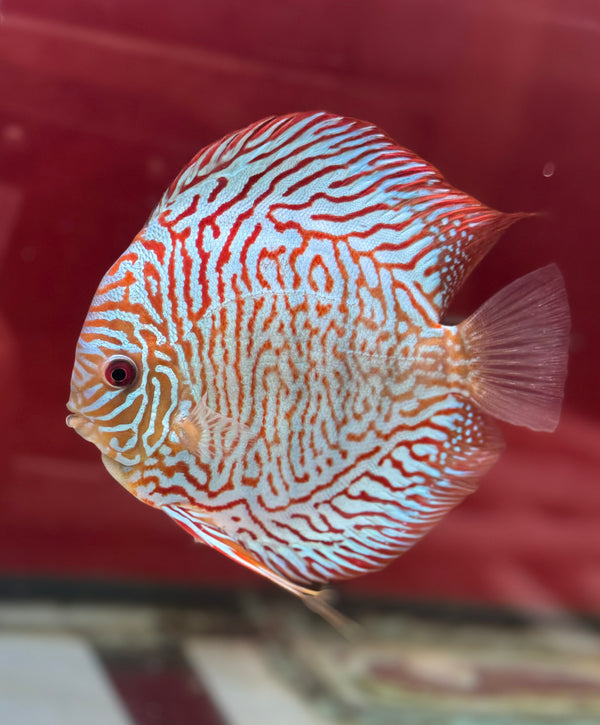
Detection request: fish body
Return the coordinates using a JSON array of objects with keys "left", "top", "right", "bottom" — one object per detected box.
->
[{"left": 67, "top": 113, "right": 569, "bottom": 608}]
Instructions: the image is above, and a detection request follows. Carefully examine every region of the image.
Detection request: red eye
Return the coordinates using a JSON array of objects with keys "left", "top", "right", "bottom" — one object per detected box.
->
[{"left": 104, "top": 357, "right": 137, "bottom": 388}]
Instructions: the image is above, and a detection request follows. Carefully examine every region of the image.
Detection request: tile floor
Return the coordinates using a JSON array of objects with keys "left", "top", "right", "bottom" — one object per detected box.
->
[{"left": 0, "top": 599, "right": 599, "bottom": 725}]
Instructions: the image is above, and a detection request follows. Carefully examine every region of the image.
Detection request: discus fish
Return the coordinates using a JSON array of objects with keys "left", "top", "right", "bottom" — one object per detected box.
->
[{"left": 67, "top": 112, "right": 569, "bottom": 627}]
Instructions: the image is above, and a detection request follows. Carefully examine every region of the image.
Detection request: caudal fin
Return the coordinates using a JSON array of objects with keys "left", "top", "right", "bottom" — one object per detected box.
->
[{"left": 458, "top": 264, "right": 570, "bottom": 432}]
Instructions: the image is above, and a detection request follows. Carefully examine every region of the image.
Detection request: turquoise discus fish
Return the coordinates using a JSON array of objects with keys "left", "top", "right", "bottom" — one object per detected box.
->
[{"left": 67, "top": 112, "right": 570, "bottom": 623}]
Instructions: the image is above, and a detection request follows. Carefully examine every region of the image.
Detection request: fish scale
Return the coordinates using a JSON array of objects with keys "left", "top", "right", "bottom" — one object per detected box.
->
[{"left": 68, "top": 112, "right": 569, "bottom": 623}]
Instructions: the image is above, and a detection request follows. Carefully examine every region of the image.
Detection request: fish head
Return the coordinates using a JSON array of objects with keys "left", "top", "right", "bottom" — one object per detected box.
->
[
  {"left": 66, "top": 247, "right": 180, "bottom": 483},
  {"left": 67, "top": 333, "right": 141, "bottom": 465}
]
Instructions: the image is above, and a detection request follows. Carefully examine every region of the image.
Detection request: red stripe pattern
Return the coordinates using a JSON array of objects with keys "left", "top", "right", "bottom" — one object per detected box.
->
[{"left": 69, "top": 113, "right": 513, "bottom": 590}]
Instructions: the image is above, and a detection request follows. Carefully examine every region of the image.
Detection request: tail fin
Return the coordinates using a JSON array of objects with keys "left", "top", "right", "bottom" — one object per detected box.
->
[{"left": 458, "top": 264, "right": 570, "bottom": 432}]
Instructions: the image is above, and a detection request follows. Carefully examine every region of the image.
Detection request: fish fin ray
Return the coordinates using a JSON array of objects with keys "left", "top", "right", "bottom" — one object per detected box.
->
[
  {"left": 459, "top": 263, "right": 570, "bottom": 431},
  {"left": 299, "top": 589, "right": 361, "bottom": 639}
]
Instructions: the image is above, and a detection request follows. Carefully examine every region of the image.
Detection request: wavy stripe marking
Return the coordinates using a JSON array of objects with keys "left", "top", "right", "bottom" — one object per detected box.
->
[{"left": 75, "top": 112, "right": 506, "bottom": 586}]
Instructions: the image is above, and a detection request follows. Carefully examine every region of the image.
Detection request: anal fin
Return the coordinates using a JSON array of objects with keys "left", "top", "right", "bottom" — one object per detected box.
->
[
  {"left": 321, "top": 402, "right": 504, "bottom": 576},
  {"left": 162, "top": 503, "right": 358, "bottom": 637}
]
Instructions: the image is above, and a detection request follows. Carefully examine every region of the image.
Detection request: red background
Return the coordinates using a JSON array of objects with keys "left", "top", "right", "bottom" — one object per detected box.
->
[{"left": 0, "top": 0, "right": 598, "bottom": 613}]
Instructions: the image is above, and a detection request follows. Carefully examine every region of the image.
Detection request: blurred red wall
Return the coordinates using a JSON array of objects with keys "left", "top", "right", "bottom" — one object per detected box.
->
[{"left": 0, "top": 0, "right": 598, "bottom": 614}]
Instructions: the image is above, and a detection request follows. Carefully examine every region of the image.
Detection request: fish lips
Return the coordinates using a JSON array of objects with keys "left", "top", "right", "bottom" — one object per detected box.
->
[
  {"left": 66, "top": 409, "right": 137, "bottom": 474},
  {"left": 65, "top": 410, "right": 94, "bottom": 439}
]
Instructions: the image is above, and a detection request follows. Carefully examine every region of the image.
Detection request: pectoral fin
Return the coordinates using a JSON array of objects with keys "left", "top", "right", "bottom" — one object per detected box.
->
[{"left": 173, "top": 393, "right": 252, "bottom": 458}]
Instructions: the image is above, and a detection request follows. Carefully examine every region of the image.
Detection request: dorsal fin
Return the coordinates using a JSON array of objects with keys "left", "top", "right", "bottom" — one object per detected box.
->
[
  {"left": 418, "top": 206, "right": 527, "bottom": 315},
  {"left": 147, "top": 112, "right": 341, "bottom": 223},
  {"left": 145, "top": 111, "right": 522, "bottom": 315}
]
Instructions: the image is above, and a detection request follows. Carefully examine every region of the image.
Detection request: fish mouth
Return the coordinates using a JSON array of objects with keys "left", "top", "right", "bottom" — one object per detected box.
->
[
  {"left": 67, "top": 402, "right": 139, "bottom": 480},
  {"left": 66, "top": 411, "right": 131, "bottom": 462},
  {"left": 66, "top": 397, "right": 87, "bottom": 431},
  {"left": 65, "top": 411, "right": 93, "bottom": 439}
]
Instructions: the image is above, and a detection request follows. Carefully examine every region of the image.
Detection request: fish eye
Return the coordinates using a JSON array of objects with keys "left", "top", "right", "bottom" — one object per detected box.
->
[{"left": 103, "top": 356, "right": 137, "bottom": 389}]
